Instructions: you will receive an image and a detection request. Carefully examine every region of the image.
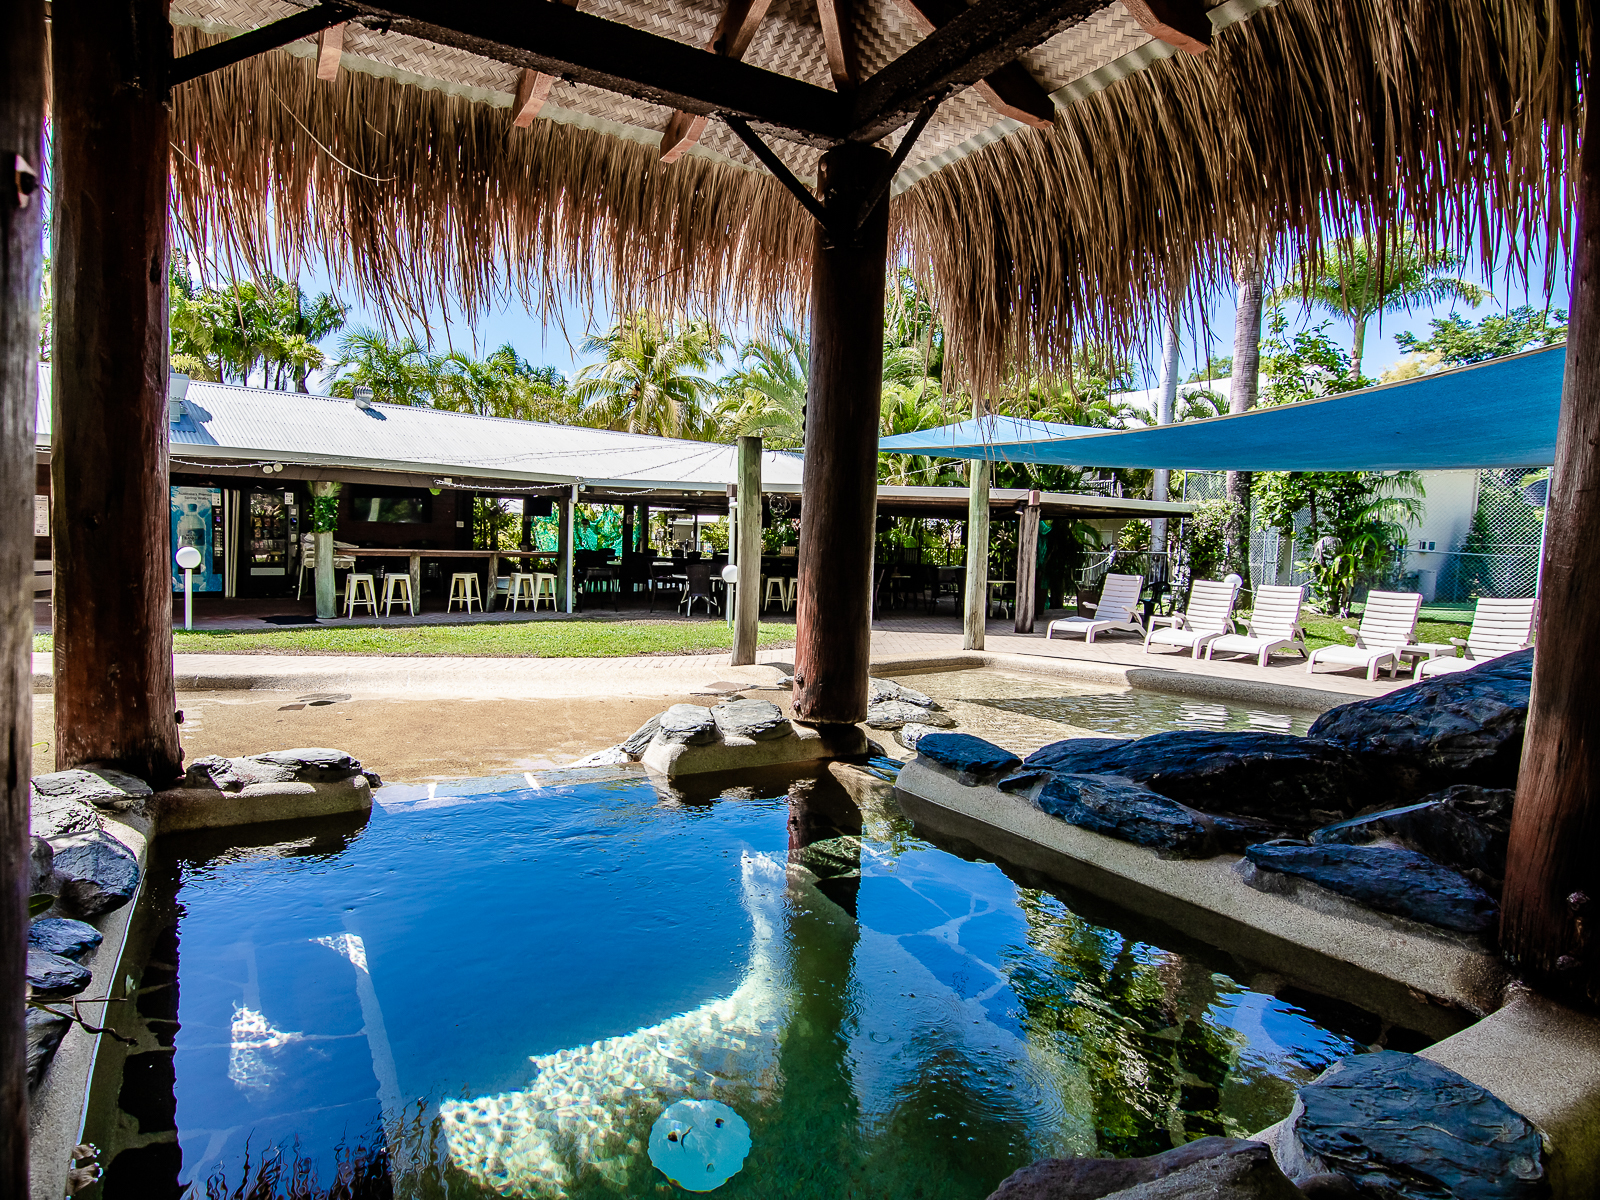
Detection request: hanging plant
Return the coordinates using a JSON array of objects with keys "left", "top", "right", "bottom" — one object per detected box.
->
[{"left": 311, "top": 483, "right": 342, "bottom": 533}]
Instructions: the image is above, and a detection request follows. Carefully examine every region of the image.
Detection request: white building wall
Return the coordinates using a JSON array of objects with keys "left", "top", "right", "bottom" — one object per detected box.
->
[{"left": 1404, "top": 470, "right": 1481, "bottom": 600}]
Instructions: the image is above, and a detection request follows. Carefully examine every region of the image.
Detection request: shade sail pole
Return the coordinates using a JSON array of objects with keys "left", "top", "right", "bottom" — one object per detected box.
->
[
  {"left": 1, "top": 0, "right": 46, "bottom": 1188},
  {"left": 793, "top": 143, "right": 890, "bottom": 725},
  {"left": 732, "top": 436, "right": 763, "bottom": 665},
  {"left": 1501, "top": 30, "right": 1600, "bottom": 1010},
  {"left": 51, "top": 0, "right": 182, "bottom": 782}
]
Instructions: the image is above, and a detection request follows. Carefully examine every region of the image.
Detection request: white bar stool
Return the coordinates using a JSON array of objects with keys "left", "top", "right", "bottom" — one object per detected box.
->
[
  {"left": 763, "top": 576, "right": 786, "bottom": 612},
  {"left": 382, "top": 572, "right": 415, "bottom": 616},
  {"left": 345, "top": 573, "right": 377, "bottom": 617},
  {"left": 507, "top": 572, "right": 537, "bottom": 611},
  {"left": 783, "top": 577, "right": 798, "bottom": 611},
  {"left": 448, "top": 572, "right": 482, "bottom": 612},
  {"left": 533, "top": 573, "right": 558, "bottom": 611}
]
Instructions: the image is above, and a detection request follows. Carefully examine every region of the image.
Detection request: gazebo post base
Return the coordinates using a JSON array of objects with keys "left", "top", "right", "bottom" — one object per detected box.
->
[{"left": 792, "top": 143, "right": 890, "bottom": 727}]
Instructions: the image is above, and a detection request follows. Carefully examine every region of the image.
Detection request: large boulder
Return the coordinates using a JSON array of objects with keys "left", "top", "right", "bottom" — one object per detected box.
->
[
  {"left": 868, "top": 677, "right": 940, "bottom": 709},
  {"left": 656, "top": 704, "right": 719, "bottom": 745},
  {"left": 1023, "top": 732, "right": 1371, "bottom": 832},
  {"left": 1283, "top": 1051, "right": 1545, "bottom": 1200},
  {"left": 916, "top": 733, "right": 1021, "bottom": 785},
  {"left": 986, "top": 1138, "right": 1298, "bottom": 1200},
  {"left": 26, "top": 1006, "right": 71, "bottom": 1088},
  {"left": 1311, "top": 785, "right": 1513, "bottom": 896},
  {"left": 181, "top": 748, "right": 369, "bottom": 791},
  {"left": 866, "top": 700, "right": 956, "bottom": 730},
  {"left": 710, "top": 698, "right": 791, "bottom": 741},
  {"left": 1307, "top": 648, "right": 1533, "bottom": 794},
  {"left": 1243, "top": 842, "right": 1498, "bottom": 936},
  {"left": 29, "top": 836, "right": 53, "bottom": 894},
  {"left": 49, "top": 829, "right": 140, "bottom": 918},
  {"left": 620, "top": 715, "right": 662, "bottom": 758},
  {"left": 27, "top": 948, "right": 92, "bottom": 999},
  {"left": 1037, "top": 774, "right": 1212, "bottom": 858},
  {"left": 28, "top": 917, "right": 103, "bottom": 962},
  {"left": 31, "top": 767, "right": 151, "bottom": 813}
]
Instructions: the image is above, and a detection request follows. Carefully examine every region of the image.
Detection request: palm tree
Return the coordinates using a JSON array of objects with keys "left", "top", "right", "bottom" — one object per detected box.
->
[
  {"left": 1274, "top": 232, "right": 1485, "bottom": 378},
  {"left": 436, "top": 343, "right": 573, "bottom": 422},
  {"left": 714, "top": 327, "right": 808, "bottom": 448},
  {"left": 573, "top": 312, "right": 725, "bottom": 439},
  {"left": 327, "top": 328, "right": 442, "bottom": 405}
]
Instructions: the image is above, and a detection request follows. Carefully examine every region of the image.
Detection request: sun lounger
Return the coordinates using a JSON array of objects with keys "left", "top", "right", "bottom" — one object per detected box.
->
[
  {"left": 1204, "top": 584, "right": 1309, "bottom": 667},
  {"left": 1417, "top": 597, "right": 1537, "bottom": 677},
  {"left": 1045, "top": 573, "right": 1145, "bottom": 643},
  {"left": 1144, "top": 578, "right": 1241, "bottom": 657},
  {"left": 1306, "top": 590, "right": 1424, "bottom": 681}
]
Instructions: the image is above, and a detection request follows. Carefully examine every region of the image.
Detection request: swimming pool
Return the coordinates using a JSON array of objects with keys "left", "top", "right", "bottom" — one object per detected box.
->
[{"left": 89, "top": 764, "right": 1382, "bottom": 1199}]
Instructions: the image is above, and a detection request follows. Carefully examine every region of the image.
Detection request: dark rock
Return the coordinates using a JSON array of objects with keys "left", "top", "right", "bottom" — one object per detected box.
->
[
  {"left": 251, "top": 747, "right": 364, "bottom": 779},
  {"left": 1243, "top": 843, "right": 1498, "bottom": 935},
  {"left": 1023, "top": 732, "right": 1370, "bottom": 832},
  {"left": 1037, "top": 774, "right": 1212, "bottom": 858},
  {"left": 32, "top": 767, "right": 151, "bottom": 812},
  {"left": 868, "top": 677, "right": 939, "bottom": 709},
  {"left": 1289, "top": 1050, "right": 1545, "bottom": 1200},
  {"left": 1293, "top": 1176, "right": 1362, "bottom": 1199},
  {"left": 1103, "top": 1141, "right": 1305, "bottom": 1199},
  {"left": 998, "top": 771, "right": 1050, "bottom": 793},
  {"left": 657, "top": 704, "right": 719, "bottom": 745},
  {"left": 986, "top": 1137, "right": 1274, "bottom": 1200},
  {"left": 26, "top": 1006, "right": 71, "bottom": 1088},
  {"left": 866, "top": 700, "right": 956, "bottom": 729},
  {"left": 181, "top": 748, "right": 365, "bottom": 791},
  {"left": 916, "top": 733, "right": 1021, "bottom": 784},
  {"left": 30, "top": 784, "right": 102, "bottom": 841},
  {"left": 27, "top": 948, "right": 92, "bottom": 999},
  {"left": 29, "top": 917, "right": 103, "bottom": 961},
  {"left": 1207, "top": 814, "right": 1285, "bottom": 854},
  {"left": 1307, "top": 648, "right": 1533, "bottom": 793},
  {"left": 620, "top": 715, "right": 662, "bottom": 758},
  {"left": 29, "top": 836, "right": 53, "bottom": 894},
  {"left": 894, "top": 723, "right": 940, "bottom": 752},
  {"left": 711, "top": 698, "right": 791, "bottom": 741},
  {"left": 50, "top": 829, "right": 141, "bottom": 918},
  {"left": 1312, "top": 786, "right": 1513, "bottom": 894}
]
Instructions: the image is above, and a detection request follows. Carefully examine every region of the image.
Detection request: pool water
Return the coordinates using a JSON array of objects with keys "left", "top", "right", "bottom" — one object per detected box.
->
[
  {"left": 888, "top": 670, "right": 1317, "bottom": 756},
  {"left": 94, "top": 767, "right": 1371, "bottom": 1199}
]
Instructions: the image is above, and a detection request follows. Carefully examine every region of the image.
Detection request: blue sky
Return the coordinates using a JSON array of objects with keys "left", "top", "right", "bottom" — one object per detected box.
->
[{"left": 296, "top": 241, "right": 1572, "bottom": 393}]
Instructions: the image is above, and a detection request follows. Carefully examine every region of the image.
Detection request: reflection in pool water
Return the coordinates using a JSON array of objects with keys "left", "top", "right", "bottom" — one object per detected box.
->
[{"left": 96, "top": 767, "right": 1370, "bottom": 1199}]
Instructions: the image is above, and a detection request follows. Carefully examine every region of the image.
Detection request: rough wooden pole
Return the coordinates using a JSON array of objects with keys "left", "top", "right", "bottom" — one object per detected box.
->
[
  {"left": 732, "top": 436, "right": 763, "bottom": 665},
  {"left": 1502, "top": 33, "right": 1600, "bottom": 1009},
  {"left": 1150, "top": 307, "right": 1180, "bottom": 558},
  {"left": 1014, "top": 492, "right": 1041, "bottom": 633},
  {"left": 558, "top": 485, "right": 576, "bottom": 611},
  {"left": 1, "top": 1, "right": 45, "bottom": 1188},
  {"left": 638, "top": 502, "right": 650, "bottom": 553},
  {"left": 962, "top": 459, "right": 990, "bottom": 650},
  {"left": 792, "top": 143, "right": 890, "bottom": 725},
  {"left": 312, "top": 480, "right": 337, "bottom": 619},
  {"left": 52, "top": 0, "right": 181, "bottom": 781},
  {"left": 1227, "top": 261, "right": 1264, "bottom": 586}
]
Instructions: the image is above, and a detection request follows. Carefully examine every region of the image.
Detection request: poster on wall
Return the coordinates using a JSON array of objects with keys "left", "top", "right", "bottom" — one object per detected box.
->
[{"left": 171, "top": 485, "right": 225, "bottom": 592}]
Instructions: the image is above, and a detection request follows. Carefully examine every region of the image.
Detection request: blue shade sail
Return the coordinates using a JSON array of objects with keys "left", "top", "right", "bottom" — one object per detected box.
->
[{"left": 878, "top": 346, "right": 1565, "bottom": 471}]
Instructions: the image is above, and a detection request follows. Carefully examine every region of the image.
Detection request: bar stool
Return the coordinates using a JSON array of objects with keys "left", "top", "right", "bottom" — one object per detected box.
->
[
  {"left": 533, "top": 573, "right": 558, "bottom": 611},
  {"left": 382, "top": 572, "right": 414, "bottom": 616},
  {"left": 345, "top": 573, "right": 377, "bottom": 617},
  {"left": 507, "top": 572, "right": 537, "bottom": 611},
  {"left": 783, "top": 577, "right": 798, "bottom": 612},
  {"left": 448, "top": 572, "right": 482, "bottom": 612},
  {"left": 763, "top": 575, "right": 786, "bottom": 612}
]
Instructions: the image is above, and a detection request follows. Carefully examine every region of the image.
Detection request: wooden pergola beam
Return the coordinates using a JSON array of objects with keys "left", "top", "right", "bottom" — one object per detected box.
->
[
  {"left": 167, "top": 3, "right": 354, "bottom": 88},
  {"left": 1121, "top": 0, "right": 1212, "bottom": 55},
  {"left": 661, "top": 0, "right": 775, "bottom": 162},
  {"left": 848, "top": 0, "right": 1104, "bottom": 144},
  {"left": 316, "top": 21, "right": 346, "bottom": 81},
  {"left": 815, "top": 0, "right": 860, "bottom": 92},
  {"left": 887, "top": 0, "right": 1054, "bottom": 128}
]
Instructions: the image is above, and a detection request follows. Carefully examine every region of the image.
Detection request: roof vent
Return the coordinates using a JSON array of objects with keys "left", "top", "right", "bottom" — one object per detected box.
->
[
  {"left": 168, "top": 372, "right": 191, "bottom": 426},
  {"left": 353, "top": 386, "right": 375, "bottom": 411}
]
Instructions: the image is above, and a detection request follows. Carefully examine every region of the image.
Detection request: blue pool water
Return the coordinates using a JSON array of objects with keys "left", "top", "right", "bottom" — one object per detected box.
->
[{"left": 96, "top": 766, "right": 1376, "bottom": 1199}]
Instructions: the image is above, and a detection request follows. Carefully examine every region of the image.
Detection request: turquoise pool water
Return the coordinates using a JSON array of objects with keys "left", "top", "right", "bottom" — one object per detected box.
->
[{"left": 93, "top": 766, "right": 1376, "bottom": 1199}]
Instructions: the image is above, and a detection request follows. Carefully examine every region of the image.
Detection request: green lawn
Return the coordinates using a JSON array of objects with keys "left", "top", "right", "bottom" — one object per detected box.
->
[
  {"left": 1298, "top": 615, "right": 1471, "bottom": 652},
  {"left": 32, "top": 620, "right": 796, "bottom": 659}
]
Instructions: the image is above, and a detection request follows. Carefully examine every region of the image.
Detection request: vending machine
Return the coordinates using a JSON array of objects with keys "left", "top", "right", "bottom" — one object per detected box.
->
[
  {"left": 245, "top": 488, "right": 301, "bottom": 594},
  {"left": 170, "top": 485, "right": 225, "bottom": 592}
]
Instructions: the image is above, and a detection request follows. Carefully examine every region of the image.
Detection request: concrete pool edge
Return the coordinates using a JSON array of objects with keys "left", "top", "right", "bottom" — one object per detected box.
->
[{"left": 891, "top": 758, "right": 1600, "bottom": 1198}]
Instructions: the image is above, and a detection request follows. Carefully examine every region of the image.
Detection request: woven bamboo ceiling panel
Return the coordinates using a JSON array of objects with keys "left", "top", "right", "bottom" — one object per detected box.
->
[{"left": 169, "top": 0, "right": 1264, "bottom": 185}]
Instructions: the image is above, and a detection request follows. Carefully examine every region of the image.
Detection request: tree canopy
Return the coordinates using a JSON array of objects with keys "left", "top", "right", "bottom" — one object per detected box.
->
[{"left": 1393, "top": 305, "right": 1567, "bottom": 368}]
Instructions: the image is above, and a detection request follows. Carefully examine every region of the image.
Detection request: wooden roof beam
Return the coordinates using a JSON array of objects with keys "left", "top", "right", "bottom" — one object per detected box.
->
[
  {"left": 167, "top": 4, "right": 354, "bottom": 88},
  {"left": 354, "top": 0, "right": 853, "bottom": 148},
  {"left": 1121, "top": 0, "right": 1212, "bottom": 55},
  {"left": 848, "top": 0, "right": 1110, "bottom": 144},
  {"left": 316, "top": 21, "right": 346, "bottom": 81},
  {"left": 513, "top": 0, "right": 581, "bottom": 128},
  {"left": 661, "top": 0, "right": 775, "bottom": 163},
  {"left": 815, "top": 0, "right": 860, "bottom": 92},
  {"left": 887, "top": 0, "right": 1054, "bottom": 128}
]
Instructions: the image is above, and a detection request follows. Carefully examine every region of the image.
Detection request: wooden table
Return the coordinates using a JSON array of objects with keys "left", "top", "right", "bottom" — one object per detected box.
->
[{"left": 344, "top": 548, "right": 559, "bottom": 612}]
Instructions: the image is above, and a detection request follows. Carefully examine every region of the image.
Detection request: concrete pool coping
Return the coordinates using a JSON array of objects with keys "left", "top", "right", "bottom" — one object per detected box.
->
[{"left": 891, "top": 759, "right": 1600, "bottom": 1198}]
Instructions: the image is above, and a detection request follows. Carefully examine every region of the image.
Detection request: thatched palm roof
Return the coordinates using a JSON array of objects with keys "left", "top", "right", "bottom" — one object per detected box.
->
[{"left": 169, "top": 0, "right": 1577, "bottom": 391}]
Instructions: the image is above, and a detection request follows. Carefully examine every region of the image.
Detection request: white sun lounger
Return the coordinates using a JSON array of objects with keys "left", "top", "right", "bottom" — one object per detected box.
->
[
  {"left": 1417, "top": 597, "right": 1537, "bottom": 677},
  {"left": 1203, "top": 584, "right": 1309, "bottom": 667},
  {"left": 1306, "top": 590, "right": 1424, "bottom": 681},
  {"left": 1045, "top": 573, "right": 1145, "bottom": 643},
  {"left": 1144, "top": 578, "right": 1241, "bottom": 657}
]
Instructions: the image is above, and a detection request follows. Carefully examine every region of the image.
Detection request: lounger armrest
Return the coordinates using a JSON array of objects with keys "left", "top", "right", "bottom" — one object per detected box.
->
[
  {"left": 1449, "top": 637, "right": 1467, "bottom": 648},
  {"left": 1148, "top": 615, "right": 1182, "bottom": 630}
]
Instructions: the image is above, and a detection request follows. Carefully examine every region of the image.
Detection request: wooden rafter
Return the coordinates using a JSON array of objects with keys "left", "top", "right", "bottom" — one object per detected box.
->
[
  {"left": 662, "top": 0, "right": 774, "bottom": 162},
  {"left": 1121, "top": 0, "right": 1211, "bottom": 55},
  {"left": 887, "top": 0, "right": 1053, "bottom": 127},
  {"left": 815, "top": 0, "right": 860, "bottom": 92},
  {"left": 316, "top": 21, "right": 345, "bottom": 80},
  {"left": 167, "top": 4, "right": 354, "bottom": 88}
]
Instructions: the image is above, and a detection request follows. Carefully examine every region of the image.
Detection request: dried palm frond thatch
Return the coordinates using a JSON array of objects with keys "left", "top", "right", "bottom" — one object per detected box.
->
[{"left": 170, "top": 0, "right": 1582, "bottom": 392}]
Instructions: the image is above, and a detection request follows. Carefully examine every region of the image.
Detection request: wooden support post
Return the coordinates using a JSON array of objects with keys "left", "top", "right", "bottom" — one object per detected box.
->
[
  {"left": 557, "top": 485, "right": 575, "bottom": 612},
  {"left": 312, "top": 480, "right": 338, "bottom": 619},
  {"left": 1226, "top": 260, "right": 1263, "bottom": 586},
  {"left": 1502, "top": 27, "right": 1600, "bottom": 1009},
  {"left": 792, "top": 143, "right": 890, "bottom": 725},
  {"left": 52, "top": 0, "right": 181, "bottom": 781},
  {"left": 2, "top": 1, "right": 45, "bottom": 1189},
  {"left": 620, "top": 503, "right": 634, "bottom": 560},
  {"left": 962, "top": 459, "right": 990, "bottom": 650},
  {"left": 732, "top": 437, "right": 763, "bottom": 665},
  {"left": 638, "top": 502, "right": 650, "bottom": 552},
  {"left": 1014, "top": 491, "right": 1040, "bottom": 633}
]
